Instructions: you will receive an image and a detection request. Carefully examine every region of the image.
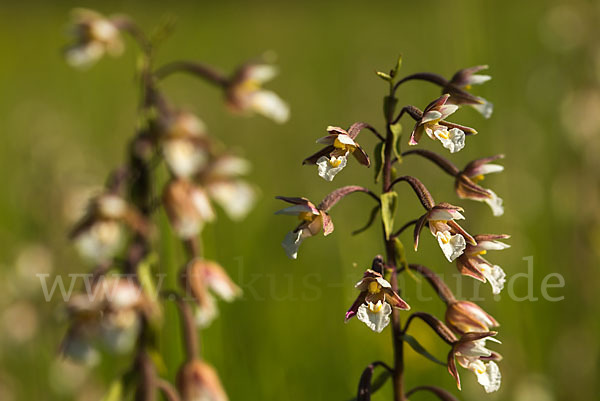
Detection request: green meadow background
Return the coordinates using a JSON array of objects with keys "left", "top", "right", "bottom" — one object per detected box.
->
[{"left": 0, "top": 0, "right": 598, "bottom": 400}]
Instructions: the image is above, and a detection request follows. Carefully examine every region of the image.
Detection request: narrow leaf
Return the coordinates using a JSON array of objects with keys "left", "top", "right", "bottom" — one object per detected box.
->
[
  {"left": 402, "top": 333, "right": 446, "bottom": 366},
  {"left": 373, "top": 142, "right": 384, "bottom": 183},
  {"left": 390, "top": 54, "right": 403, "bottom": 79},
  {"left": 380, "top": 192, "right": 398, "bottom": 239},
  {"left": 393, "top": 238, "right": 419, "bottom": 282}
]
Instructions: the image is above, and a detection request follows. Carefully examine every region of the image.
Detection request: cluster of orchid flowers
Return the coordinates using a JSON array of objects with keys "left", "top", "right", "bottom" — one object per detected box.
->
[
  {"left": 61, "top": 9, "right": 288, "bottom": 401},
  {"left": 277, "top": 61, "right": 509, "bottom": 397}
]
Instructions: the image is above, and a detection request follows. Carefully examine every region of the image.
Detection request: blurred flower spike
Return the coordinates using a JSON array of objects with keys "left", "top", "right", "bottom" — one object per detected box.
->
[
  {"left": 226, "top": 63, "right": 290, "bottom": 124},
  {"left": 345, "top": 269, "right": 410, "bottom": 333},
  {"left": 177, "top": 359, "right": 229, "bottom": 401},
  {"left": 303, "top": 125, "right": 370, "bottom": 182},
  {"left": 181, "top": 259, "right": 242, "bottom": 328},
  {"left": 65, "top": 9, "right": 124, "bottom": 68},
  {"left": 456, "top": 155, "right": 505, "bottom": 216},
  {"left": 70, "top": 193, "right": 149, "bottom": 263},
  {"left": 448, "top": 332, "right": 502, "bottom": 393}
]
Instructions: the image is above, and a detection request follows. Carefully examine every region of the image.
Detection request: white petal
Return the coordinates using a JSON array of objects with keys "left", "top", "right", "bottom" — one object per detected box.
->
[
  {"left": 476, "top": 361, "right": 501, "bottom": 393},
  {"left": 163, "top": 139, "right": 208, "bottom": 178},
  {"left": 467, "top": 74, "right": 492, "bottom": 86},
  {"left": 484, "top": 190, "right": 504, "bottom": 216},
  {"left": 194, "top": 295, "right": 219, "bottom": 328},
  {"left": 421, "top": 110, "right": 442, "bottom": 123},
  {"left": 439, "top": 104, "right": 459, "bottom": 119},
  {"left": 357, "top": 302, "right": 392, "bottom": 333},
  {"left": 472, "top": 100, "right": 494, "bottom": 119},
  {"left": 436, "top": 128, "right": 465, "bottom": 153},
  {"left": 210, "top": 156, "right": 251, "bottom": 177},
  {"left": 282, "top": 230, "right": 304, "bottom": 259},
  {"left": 191, "top": 189, "right": 215, "bottom": 222},
  {"left": 98, "top": 195, "right": 127, "bottom": 218},
  {"left": 481, "top": 264, "right": 506, "bottom": 295},
  {"left": 335, "top": 134, "right": 356, "bottom": 146},
  {"left": 375, "top": 276, "right": 392, "bottom": 289},
  {"left": 478, "top": 240, "right": 510, "bottom": 251},
  {"left": 208, "top": 181, "right": 256, "bottom": 220},
  {"left": 65, "top": 42, "right": 104, "bottom": 68},
  {"left": 437, "top": 232, "right": 466, "bottom": 262},
  {"left": 316, "top": 154, "right": 347, "bottom": 182},
  {"left": 250, "top": 90, "right": 290, "bottom": 124},
  {"left": 75, "top": 221, "right": 124, "bottom": 262},
  {"left": 476, "top": 163, "right": 504, "bottom": 176},
  {"left": 247, "top": 64, "right": 278, "bottom": 83}
]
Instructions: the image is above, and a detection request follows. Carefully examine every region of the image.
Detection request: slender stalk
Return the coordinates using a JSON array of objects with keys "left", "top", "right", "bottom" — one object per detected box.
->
[
  {"left": 382, "top": 84, "right": 406, "bottom": 401},
  {"left": 154, "top": 61, "right": 229, "bottom": 87}
]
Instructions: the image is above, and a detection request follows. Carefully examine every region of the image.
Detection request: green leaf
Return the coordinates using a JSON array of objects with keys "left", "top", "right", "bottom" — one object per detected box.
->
[
  {"left": 376, "top": 71, "right": 392, "bottom": 81},
  {"left": 373, "top": 142, "right": 384, "bottom": 183},
  {"left": 100, "top": 379, "right": 123, "bottom": 401},
  {"left": 381, "top": 192, "right": 398, "bottom": 239},
  {"left": 402, "top": 333, "right": 446, "bottom": 366},
  {"left": 390, "top": 122, "right": 403, "bottom": 162}
]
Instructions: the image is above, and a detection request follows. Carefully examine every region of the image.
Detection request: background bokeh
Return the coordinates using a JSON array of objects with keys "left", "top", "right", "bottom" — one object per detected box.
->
[{"left": 0, "top": 0, "right": 598, "bottom": 400}]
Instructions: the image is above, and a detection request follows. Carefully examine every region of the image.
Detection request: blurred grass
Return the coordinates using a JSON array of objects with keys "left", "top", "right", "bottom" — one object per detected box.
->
[{"left": 0, "top": 0, "right": 599, "bottom": 400}]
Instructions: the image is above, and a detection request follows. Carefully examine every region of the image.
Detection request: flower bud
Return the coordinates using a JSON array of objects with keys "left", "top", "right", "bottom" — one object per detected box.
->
[
  {"left": 163, "top": 179, "right": 215, "bottom": 239},
  {"left": 445, "top": 300, "right": 498, "bottom": 335},
  {"left": 162, "top": 112, "right": 210, "bottom": 178},
  {"left": 177, "top": 359, "right": 229, "bottom": 401}
]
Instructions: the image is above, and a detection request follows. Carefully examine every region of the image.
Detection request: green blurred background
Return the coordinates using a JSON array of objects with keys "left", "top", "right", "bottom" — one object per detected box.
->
[{"left": 1, "top": 0, "right": 598, "bottom": 400}]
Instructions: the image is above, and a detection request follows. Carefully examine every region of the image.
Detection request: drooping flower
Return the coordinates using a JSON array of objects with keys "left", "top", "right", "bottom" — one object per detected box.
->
[
  {"left": 64, "top": 9, "right": 124, "bottom": 68},
  {"left": 177, "top": 359, "right": 229, "bottom": 401},
  {"left": 163, "top": 179, "right": 215, "bottom": 239},
  {"left": 200, "top": 154, "right": 257, "bottom": 221},
  {"left": 275, "top": 196, "right": 333, "bottom": 259},
  {"left": 448, "top": 332, "right": 502, "bottom": 393},
  {"left": 409, "top": 94, "right": 471, "bottom": 153},
  {"left": 444, "top": 66, "right": 493, "bottom": 118},
  {"left": 455, "top": 155, "right": 505, "bottom": 216},
  {"left": 445, "top": 300, "right": 499, "bottom": 335},
  {"left": 303, "top": 126, "right": 370, "bottom": 181},
  {"left": 456, "top": 234, "right": 510, "bottom": 294},
  {"left": 181, "top": 259, "right": 242, "bottom": 328},
  {"left": 70, "top": 193, "right": 149, "bottom": 263},
  {"left": 345, "top": 269, "right": 410, "bottom": 333},
  {"left": 160, "top": 111, "right": 210, "bottom": 178},
  {"left": 414, "top": 203, "right": 476, "bottom": 262},
  {"left": 226, "top": 63, "right": 289, "bottom": 124}
]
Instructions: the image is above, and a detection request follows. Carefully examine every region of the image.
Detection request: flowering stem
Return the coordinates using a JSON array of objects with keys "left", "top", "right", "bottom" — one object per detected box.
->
[
  {"left": 156, "top": 379, "right": 182, "bottom": 401},
  {"left": 382, "top": 85, "right": 406, "bottom": 401},
  {"left": 154, "top": 60, "right": 229, "bottom": 88}
]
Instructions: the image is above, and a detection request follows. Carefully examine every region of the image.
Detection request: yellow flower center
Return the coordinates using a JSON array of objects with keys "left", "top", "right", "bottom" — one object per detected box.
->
[
  {"left": 477, "top": 250, "right": 487, "bottom": 255},
  {"left": 368, "top": 281, "right": 381, "bottom": 294},
  {"left": 436, "top": 130, "right": 450, "bottom": 140},
  {"left": 369, "top": 301, "right": 383, "bottom": 313},
  {"left": 471, "top": 174, "right": 485, "bottom": 183},
  {"left": 329, "top": 157, "right": 343, "bottom": 167},
  {"left": 298, "top": 211, "right": 317, "bottom": 222},
  {"left": 333, "top": 137, "right": 356, "bottom": 152},
  {"left": 240, "top": 79, "right": 260, "bottom": 92}
]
